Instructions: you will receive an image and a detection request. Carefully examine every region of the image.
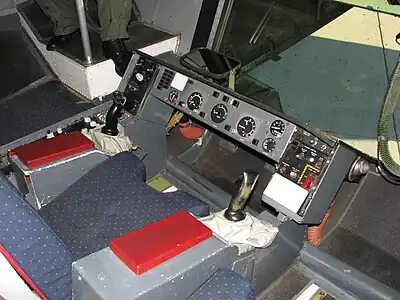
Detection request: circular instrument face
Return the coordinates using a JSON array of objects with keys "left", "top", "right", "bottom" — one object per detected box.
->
[
  {"left": 187, "top": 92, "right": 203, "bottom": 111},
  {"left": 237, "top": 116, "right": 256, "bottom": 137},
  {"left": 262, "top": 138, "right": 276, "bottom": 153},
  {"left": 211, "top": 104, "right": 228, "bottom": 123},
  {"left": 168, "top": 90, "right": 179, "bottom": 102},
  {"left": 270, "top": 120, "right": 285, "bottom": 137}
]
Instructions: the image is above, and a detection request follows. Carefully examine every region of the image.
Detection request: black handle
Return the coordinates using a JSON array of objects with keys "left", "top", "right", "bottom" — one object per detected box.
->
[
  {"left": 224, "top": 170, "right": 259, "bottom": 222},
  {"left": 101, "top": 91, "right": 126, "bottom": 136}
]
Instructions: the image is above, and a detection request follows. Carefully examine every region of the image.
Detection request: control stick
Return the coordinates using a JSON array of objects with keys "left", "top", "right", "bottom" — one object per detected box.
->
[
  {"left": 101, "top": 91, "right": 127, "bottom": 136},
  {"left": 224, "top": 170, "right": 259, "bottom": 222}
]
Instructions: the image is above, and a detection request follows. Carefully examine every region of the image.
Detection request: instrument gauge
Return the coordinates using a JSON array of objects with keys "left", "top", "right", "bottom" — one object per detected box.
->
[
  {"left": 262, "top": 138, "right": 276, "bottom": 153},
  {"left": 187, "top": 92, "right": 203, "bottom": 111},
  {"left": 237, "top": 116, "right": 256, "bottom": 137},
  {"left": 270, "top": 120, "right": 285, "bottom": 137},
  {"left": 168, "top": 90, "right": 179, "bottom": 102},
  {"left": 211, "top": 104, "right": 228, "bottom": 123}
]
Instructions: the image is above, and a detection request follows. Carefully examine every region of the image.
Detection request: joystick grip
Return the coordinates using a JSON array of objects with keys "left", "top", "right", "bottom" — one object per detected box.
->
[
  {"left": 224, "top": 170, "right": 259, "bottom": 222},
  {"left": 101, "top": 91, "right": 126, "bottom": 136}
]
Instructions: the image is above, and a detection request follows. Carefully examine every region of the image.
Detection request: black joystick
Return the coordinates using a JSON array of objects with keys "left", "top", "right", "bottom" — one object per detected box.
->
[
  {"left": 101, "top": 91, "right": 127, "bottom": 136},
  {"left": 224, "top": 170, "right": 259, "bottom": 222}
]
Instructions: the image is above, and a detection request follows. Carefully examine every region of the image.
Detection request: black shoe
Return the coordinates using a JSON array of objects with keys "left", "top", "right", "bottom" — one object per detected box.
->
[
  {"left": 46, "top": 30, "right": 79, "bottom": 51},
  {"left": 102, "top": 39, "right": 132, "bottom": 77}
]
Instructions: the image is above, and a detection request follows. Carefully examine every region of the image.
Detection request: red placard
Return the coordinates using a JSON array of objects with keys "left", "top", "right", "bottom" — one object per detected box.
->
[
  {"left": 10, "top": 131, "right": 94, "bottom": 168},
  {"left": 110, "top": 210, "right": 212, "bottom": 275}
]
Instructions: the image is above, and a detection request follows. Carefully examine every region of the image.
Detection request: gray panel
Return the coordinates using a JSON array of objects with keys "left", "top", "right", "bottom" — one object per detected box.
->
[
  {"left": 165, "top": 157, "right": 259, "bottom": 215},
  {"left": 0, "top": 0, "right": 14, "bottom": 15},
  {"left": 123, "top": 95, "right": 174, "bottom": 179},
  {"left": 72, "top": 237, "right": 238, "bottom": 300},
  {"left": 10, "top": 150, "right": 108, "bottom": 209},
  {"left": 150, "top": 66, "right": 296, "bottom": 163},
  {"left": 135, "top": 0, "right": 204, "bottom": 54},
  {"left": 300, "top": 143, "right": 357, "bottom": 224},
  {"left": 252, "top": 218, "right": 306, "bottom": 294},
  {"left": 299, "top": 244, "right": 400, "bottom": 300},
  {"left": 261, "top": 142, "right": 357, "bottom": 225},
  {"left": 134, "top": 0, "right": 157, "bottom": 23}
]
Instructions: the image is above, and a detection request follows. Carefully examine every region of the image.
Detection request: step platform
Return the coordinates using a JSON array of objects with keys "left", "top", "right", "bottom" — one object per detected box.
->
[{"left": 17, "top": 0, "right": 179, "bottom": 100}]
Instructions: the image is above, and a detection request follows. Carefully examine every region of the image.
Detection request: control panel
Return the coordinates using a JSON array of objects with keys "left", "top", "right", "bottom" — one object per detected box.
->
[
  {"left": 263, "top": 127, "right": 334, "bottom": 219},
  {"left": 150, "top": 67, "right": 296, "bottom": 163},
  {"left": 120, "top": 51, "right": 357, "bottom": 225},
  {"left": 120, "top": 55, "right": 159, "bottom": 115}
]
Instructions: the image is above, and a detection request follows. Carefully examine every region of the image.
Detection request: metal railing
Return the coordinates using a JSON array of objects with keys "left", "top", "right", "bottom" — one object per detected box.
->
[{"left": 75, "top": 0, "right": 93, "bottom": 65}]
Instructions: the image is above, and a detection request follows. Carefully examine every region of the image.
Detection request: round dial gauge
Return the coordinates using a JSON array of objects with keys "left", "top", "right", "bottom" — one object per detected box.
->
[
  {"left": 168, "top": 90, "right": 179, "bottom": 102},
  {"left": 187, "top": 92, "right": 203, "bottom": 111},
  {"left": 237, "top": 116, "right": 256, "bottom": 137},
  {"left": 270, "top": 120, "right": 285, "bottom": 137},
  {"left": 262, "top": 138, "right": 276, "bottom": 153},
  {"left": 211, "top": 104, "right": 228, "bottom": 123}
]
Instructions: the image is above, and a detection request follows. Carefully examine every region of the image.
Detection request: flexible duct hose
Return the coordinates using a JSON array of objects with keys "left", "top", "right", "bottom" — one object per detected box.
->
[
  {"left": 307, "top": 205, "right": 333, "bottom": 245},
  {"left": 377, "top": 59, "right": 400, "bottom": 178}
]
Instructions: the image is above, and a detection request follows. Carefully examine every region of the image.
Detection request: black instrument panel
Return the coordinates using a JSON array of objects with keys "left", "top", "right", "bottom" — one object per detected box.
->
[{"left": 149, "top": 67, "right": 296, "bottom": 163}]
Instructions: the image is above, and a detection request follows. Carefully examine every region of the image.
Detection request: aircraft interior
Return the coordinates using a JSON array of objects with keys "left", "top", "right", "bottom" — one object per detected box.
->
[{"left": 0, "top": 0, "right": 400, "bottom": 299}]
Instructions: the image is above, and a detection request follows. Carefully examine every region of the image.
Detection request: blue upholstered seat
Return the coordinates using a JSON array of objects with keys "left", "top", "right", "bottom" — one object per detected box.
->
[
  {"left": 189, "top": 269, "right": 256, "bottom": 300},
  {"left": 39, "top": 151, "right": 210, "bottom": 260},
  {"left": 0, "top": 172, "right": 73, "bottom": 300},
  {"left": 0, "top": 151, "right": 209, "bottom": 299}
]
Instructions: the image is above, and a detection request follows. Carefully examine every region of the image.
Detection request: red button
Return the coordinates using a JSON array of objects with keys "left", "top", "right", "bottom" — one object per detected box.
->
[{"left": 302, "top": 175, "right": 314, "bottom": 189}]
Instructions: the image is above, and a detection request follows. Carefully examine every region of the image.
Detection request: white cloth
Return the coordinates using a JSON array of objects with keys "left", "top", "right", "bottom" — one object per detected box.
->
[
  {"left": 82, "top": 125, "right": 133, "bottom": 156},
  {"left": 199, "top": 210, "right": 279, "bottom": 255}
]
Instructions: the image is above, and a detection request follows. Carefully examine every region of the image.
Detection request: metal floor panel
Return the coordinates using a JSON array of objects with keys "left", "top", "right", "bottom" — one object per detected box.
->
[
  {"left": 18, "top": 0, "right": 175, "bottom": 65},
  {"left": 0, "top": 80, "right": 94, "bottom": 147},
  {"left": 0, "top": 28, "right": 48, "bottom": 100},
  {"left": 257, "top": 266, "right": 310, "bottom": 300},
  {"left": 320, "top": 172, "right": 400, "bottom": 292}
]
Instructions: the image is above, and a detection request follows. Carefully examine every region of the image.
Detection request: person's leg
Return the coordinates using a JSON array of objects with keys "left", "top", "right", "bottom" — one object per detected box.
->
[
  {"left": 34, "top": 0, "right": 79, "bottom": 50},
  {"left": 97, "top": 0, "right": 132, "bottom": 41},
  {"left": 34, "top": 0, "right": 79, "bottom": 36},
  {"left": 97, "top": 0, "right": 133, "bottom": 77}
]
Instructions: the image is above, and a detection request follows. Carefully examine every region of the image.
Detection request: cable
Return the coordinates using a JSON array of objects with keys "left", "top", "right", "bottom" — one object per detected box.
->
[
  {"left": 377, "top": 12, "right": 400, "bottom": 160},
  {"left": 376, "top": 12, "right": 400, "bottom": 180}
]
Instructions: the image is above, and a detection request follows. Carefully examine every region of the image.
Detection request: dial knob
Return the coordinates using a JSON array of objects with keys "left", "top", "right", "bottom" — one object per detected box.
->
[
  {"left": 262, "top": 138, "right": 276, "bottom": 153},
  {"left": 135, "top": 73, "right": 144, "bottom": 82}
]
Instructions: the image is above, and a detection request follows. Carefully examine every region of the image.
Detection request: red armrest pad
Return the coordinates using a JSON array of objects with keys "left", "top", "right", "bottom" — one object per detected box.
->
[
  {"left": 110, "top": 210, "right": 212, "bottom": 275},
  {"left": 10, "top": 131, "right": 94, "bottom": 168}
]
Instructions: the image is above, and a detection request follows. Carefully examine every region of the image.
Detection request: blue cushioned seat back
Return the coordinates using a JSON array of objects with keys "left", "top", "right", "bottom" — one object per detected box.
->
[
  {"left": 40, "top": 151, "right": 209, "bottom": 260},
  {"left": 189, "top": 268, "right": 256, "bottom": 300},
  {"left": 0, "top": 172, "right": 73, "bottom": 300}
]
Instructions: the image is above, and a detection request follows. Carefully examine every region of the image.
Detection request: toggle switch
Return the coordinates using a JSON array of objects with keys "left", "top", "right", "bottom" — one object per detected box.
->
[{"left": 302, "top": 175, "right": 314, "bottom": 189}]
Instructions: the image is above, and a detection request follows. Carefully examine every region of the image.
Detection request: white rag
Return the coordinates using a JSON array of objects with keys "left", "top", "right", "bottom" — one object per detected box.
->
[
  {"left": 199, "top": 210, "right": 279, "bottom": 255},
  {"left": 82, "top": 125, "right": 133, "bottom": 156}
]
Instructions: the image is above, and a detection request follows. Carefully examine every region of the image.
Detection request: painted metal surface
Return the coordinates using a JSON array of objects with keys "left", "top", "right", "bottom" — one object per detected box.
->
[
  {"left": 9, "top": 150, "right": 108, "bottom": 209},
  {"left": 72, "top": 237, "right": 238, "bottom": 300},
  {"left": 135, "top": 0, "right": 205, "bottom": 54},
  {"left": 335, "top": 0, "right": 400, "bottom": 16}
]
